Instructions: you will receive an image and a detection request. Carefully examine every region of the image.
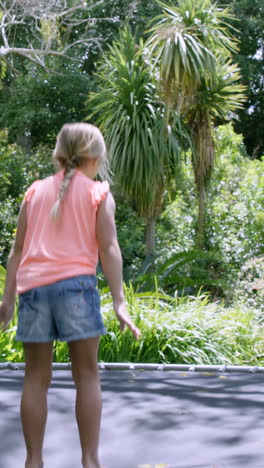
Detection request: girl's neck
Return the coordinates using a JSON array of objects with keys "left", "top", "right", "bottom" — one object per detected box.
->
[
  {"left": 78, "top": 159, "right": 99, "bottom": 180},
  {"left": 60, "top": 159, "right": 99, "bottom": 180}
]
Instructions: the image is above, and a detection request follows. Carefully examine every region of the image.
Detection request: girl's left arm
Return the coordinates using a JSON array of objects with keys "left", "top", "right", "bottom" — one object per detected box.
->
[{"left": 0, "top": 200, "right": 27, "bottom": 330}]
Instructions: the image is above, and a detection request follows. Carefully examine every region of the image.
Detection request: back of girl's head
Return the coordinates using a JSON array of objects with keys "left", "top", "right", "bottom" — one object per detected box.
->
[
  {"left": 53, "top": 122, "right": 109, "bottom": 179},
  {"left": 50, "top": 122, "right": 110, "bottom": 222}
]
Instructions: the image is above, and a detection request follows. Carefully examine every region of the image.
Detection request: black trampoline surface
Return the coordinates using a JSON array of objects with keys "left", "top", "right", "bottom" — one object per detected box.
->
[{"left": 0, "top": 369, "right": 263, "bottom": 468}]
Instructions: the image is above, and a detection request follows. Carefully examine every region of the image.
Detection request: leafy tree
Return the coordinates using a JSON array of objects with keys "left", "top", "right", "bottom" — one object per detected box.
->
[
  {"left": 151, "top": 124, "right": 264, "bottom": 296},
  {"left": 146, "top": 0, "right": 237, "bottom": 113},
  {"left": 0, "top": 1, "right": 120, "bottom": 146},
  {"left": 0, "top": 1, "right": 162, "bottom": 146},
  {"left": 0, "top": 0, "right": 106, "bottom": 70},
  {"left": 230, "top": 0, "right": 264, "bottom": 159},
  {"left": 87, "top": 28, "right": 182, "bottom": 262},
  {"left": 187, "top": 60, "right": 246, "bottom": 245},
  {"left": 0, "top": 65, "right": 93, "bottom": 147}
]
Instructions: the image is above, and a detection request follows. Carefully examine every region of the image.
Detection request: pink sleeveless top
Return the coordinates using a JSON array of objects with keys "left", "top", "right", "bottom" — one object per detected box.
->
[{"left": 16, "top": 170, "right": 109, "bottom": 294}]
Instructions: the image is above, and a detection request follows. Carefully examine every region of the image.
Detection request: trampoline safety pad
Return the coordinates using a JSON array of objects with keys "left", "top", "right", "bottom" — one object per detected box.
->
[{"left": 0, "top": 369, "right": 263, "bottom": 468}]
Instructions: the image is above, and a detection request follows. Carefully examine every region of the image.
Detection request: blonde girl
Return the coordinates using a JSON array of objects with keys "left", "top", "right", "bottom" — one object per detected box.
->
[{"left": 0, "top": 122, "right": 140, "bottom": 468}]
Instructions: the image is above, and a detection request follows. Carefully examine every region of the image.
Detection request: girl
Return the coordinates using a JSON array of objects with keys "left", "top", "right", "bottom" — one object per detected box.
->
[{"left": 0, "top": 122, "right": 141, "bottom": 468}]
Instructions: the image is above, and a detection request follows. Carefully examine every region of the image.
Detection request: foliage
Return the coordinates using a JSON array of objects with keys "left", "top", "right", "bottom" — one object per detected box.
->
[
  {"left": 188, "top": 60, "right": 246, "bottom": 123},
  {"left": 85, "top": 0, "right": 161, "bottom": 54},
  {"left": 135, "top": 249, "right": 225, "bottom": 297},
  {"left": 0, "top": 0, "right": 108, "bottom": 70},
  {"left": 146, "top": 0, "right": 238, "bottom": 113},
  {"left": 113, "top": 192, "right": 145, "bottom": 281},
  {"left": 233, "top": 257, "right": 264, "bottom": 312},
  {"left": 187, "top": 58, "right": 246, "bottom": 204},
  {"left": 206, "top": 124, "right": 264, "bottom": 268},
  {"left": 224, "top": 0, "right": 264, "bottom": 158},
  {"left": 87, "top": 27, "right": 182, "bottom": 220},
  {"left": 98, "top": 285, "right": 264, "bottom": 366},
  {"left": 146, "top": 0, "right": 246, "bottom": 248},
  {"left": 0, "top": 67, "right": 92, "bottom": 147},
  {"left": 87, "top": 26, "right": 187, "bottom": 262},
  {"left": 1, "top": 276, "right": 264, "bottom": 366},
  {"left": 0, "top": 1, "right": 162, "bottom": 145},
  {"left": 152, "top": 124, "right": 264, "bottom": 295},
  {"left": 0, "top": 0, "right": 262, "bottom": 162},
  {"left": 0, "top": 197, "right": 18, "bottom": 266},
  {"left": 102, "top": 124, "right": 263, "bottom": 293},
  {"left": 0, "top": 130, "right": 53, "bottom": 198}
]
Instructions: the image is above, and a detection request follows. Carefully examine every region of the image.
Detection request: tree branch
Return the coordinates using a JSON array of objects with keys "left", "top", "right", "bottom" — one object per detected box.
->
[
  {"left": 0, "top": 46, "right": 80, "bottom": 61},
  {"left": 61, "top": 37, "right": 101, "bottom": 53},
  {"left": 17, "top": 52, "right": 66, "bottom": 75},
  {"left": 0, "top": 0, "right": 114, "bottom": 71}
]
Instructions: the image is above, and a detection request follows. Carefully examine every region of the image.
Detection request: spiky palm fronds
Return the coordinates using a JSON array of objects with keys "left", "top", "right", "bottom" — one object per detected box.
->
[
  {"left": 188, "top": 60, "right": 247, "bottom": 192},
  {"left": 146, "top": 0, "right": 238, "bottom": 113},
  {"left": 87, "top": 28, "right": 182, "bottom": 219}
]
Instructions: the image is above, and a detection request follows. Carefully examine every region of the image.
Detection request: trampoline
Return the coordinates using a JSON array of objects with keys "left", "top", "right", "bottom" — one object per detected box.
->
[{"left": 0, "top": 363, "right": 263, "bottom": 468}]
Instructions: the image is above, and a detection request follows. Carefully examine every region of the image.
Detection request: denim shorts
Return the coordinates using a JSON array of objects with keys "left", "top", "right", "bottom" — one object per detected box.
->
[{"left": 16, "top": 275, "right": 107, "bottom": 343}]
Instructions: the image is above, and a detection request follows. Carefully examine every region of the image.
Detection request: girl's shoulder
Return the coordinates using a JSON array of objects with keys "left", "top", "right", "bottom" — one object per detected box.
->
[
  {"left": 89, "top": 180, "right": 110, "bottom": 207},
  {"left": 24, "top": 179, "right": 41, "bottom": 202},
  {"left": 24, "top": 173, "right": 57, "bottom": 202},
  {"left": 74, "top": 170, "right": 110, "bottom": 204}
]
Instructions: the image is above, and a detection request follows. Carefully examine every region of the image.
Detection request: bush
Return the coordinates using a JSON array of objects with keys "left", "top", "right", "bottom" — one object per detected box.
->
[
  {"left": 0, "top": 132, "right": 54, "bottom": 201},
  {"left": 233, "top": 256, "right": 264, "bottom": 312},
  {"left": 0, "top": 197, "right": 18, "bottom": 265},
  {"left": 113, "top": 191, "right": 145, "bottom": 281},
  {"left": 154, "top": 124, "right": 264, "bottom": 297},
  {"left": 1, "top": 274, "right": 264, "bottom": 366},
  {"left": 206, "top": 124, "right": 264, "bottom": 268}
]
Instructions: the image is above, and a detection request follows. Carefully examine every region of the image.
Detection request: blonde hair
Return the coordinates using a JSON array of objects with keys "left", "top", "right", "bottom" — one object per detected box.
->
[{"left": 50, "top": 122, "right": 110, "bottom": 221}]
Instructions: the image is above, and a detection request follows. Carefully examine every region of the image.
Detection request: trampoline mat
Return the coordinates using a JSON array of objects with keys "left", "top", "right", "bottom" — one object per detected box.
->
[{"left": 0, "top": 369, "right": 263, "bottom": 468}]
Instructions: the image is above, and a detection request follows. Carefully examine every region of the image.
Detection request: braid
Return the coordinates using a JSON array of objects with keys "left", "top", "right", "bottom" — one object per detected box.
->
[{"left": 50, "top": 165, "right": 76, "bottom": 222}]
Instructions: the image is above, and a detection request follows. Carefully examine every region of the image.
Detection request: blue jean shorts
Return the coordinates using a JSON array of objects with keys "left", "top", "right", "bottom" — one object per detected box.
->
[{"left": 16, "top": 275, "right": 107, "bottom": 343}]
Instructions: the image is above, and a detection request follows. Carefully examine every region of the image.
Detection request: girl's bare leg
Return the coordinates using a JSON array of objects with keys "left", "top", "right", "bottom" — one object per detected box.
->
[
  {"left": 68, "top": 337, "right": 102, "bottom": 468},
  {"left": 21, "top": 342, "right": 53, "bottom": 468}
]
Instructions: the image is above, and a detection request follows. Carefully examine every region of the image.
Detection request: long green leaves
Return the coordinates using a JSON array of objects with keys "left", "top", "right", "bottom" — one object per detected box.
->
[
  {"left": 188, "top": 60, "right": 246, "bottom": 191},
  {"left": 146, "top": 0, "right": 238, "bottom": 112},
  {"left": 146, "top": 0, "right": 246, "bottom": 246},
  {"left": 1, "top": 277, "right": 263, "bottom": 366},
  {"left": 87, "top": 28, "right": 183, "bottom": 219}
]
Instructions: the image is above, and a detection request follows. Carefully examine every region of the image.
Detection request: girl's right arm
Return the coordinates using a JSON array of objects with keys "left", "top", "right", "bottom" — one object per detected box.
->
[
  {"left": 0, "top": 200, "right": 27, "bottom": 331},
  {"left": 96, "top": 192, "right": 140, "bottom": 340}
]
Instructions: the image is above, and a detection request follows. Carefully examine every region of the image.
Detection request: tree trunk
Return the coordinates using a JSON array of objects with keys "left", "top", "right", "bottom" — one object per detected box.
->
[
  {"left": 144, "top": 216, "right": 156, "bottom": 272},
  {"left": 197, "top": 187, "right": 206, "bottom": 249},
  {"left": 16, "top": 132, "right": 32, "bottom": 151},
  {"left": 146, "top": 216, "right": 156, "bottom": 257}
]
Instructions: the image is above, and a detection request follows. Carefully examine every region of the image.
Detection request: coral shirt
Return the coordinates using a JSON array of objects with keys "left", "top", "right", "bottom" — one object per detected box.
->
[{"left": 16, "top": 170, "right": 109, "bottom": 294}]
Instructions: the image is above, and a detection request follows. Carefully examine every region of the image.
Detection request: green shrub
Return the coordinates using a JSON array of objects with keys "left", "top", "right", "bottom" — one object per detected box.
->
[
  {"left": 154, "top": 124, "right": 264, "bottom": 296},
  {"left": 206, "top": 124, "right": 264, "bottom": 268},
  {"left": 0, "top": 132, "right": 54, "bottom": 201},
  {"left": 233, "top": 256, "right": 264, "bottom": 312},
  {"left": 1, "top": 269, "right": 264, "bottom": 366},
  {"left": 113, "top": 191, "right": 145, "bottom": 281},
  {"left": 0, "top": 197, "right": 18, "bottom": 265}
]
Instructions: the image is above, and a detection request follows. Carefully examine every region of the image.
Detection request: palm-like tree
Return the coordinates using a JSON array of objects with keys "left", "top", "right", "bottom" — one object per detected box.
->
[
  {"left": 146, "top": 0, "right": 237, "bottom": 114},
  {"left": 187, "top": 60, "right": 246, "bottom": 245},
  {"left": 146, "top": 0, "right": 246, "bottom": 247},
  {"left": 87, "top": 28, "right": 182, "bottom": 262}
]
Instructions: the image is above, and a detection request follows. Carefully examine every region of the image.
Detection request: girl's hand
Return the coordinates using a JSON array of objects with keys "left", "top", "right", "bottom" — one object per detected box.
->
[
  {"left": 0, "top": 300, "right": 15, "bottom": 332},
  {"left": 113, "top": 301, "right": 141, "bottom": 340}
]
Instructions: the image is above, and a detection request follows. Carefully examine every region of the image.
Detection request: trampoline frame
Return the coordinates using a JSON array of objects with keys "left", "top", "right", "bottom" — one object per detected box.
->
[{"left": 0, "top": 362, "right": 264, "bottom": 373}]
